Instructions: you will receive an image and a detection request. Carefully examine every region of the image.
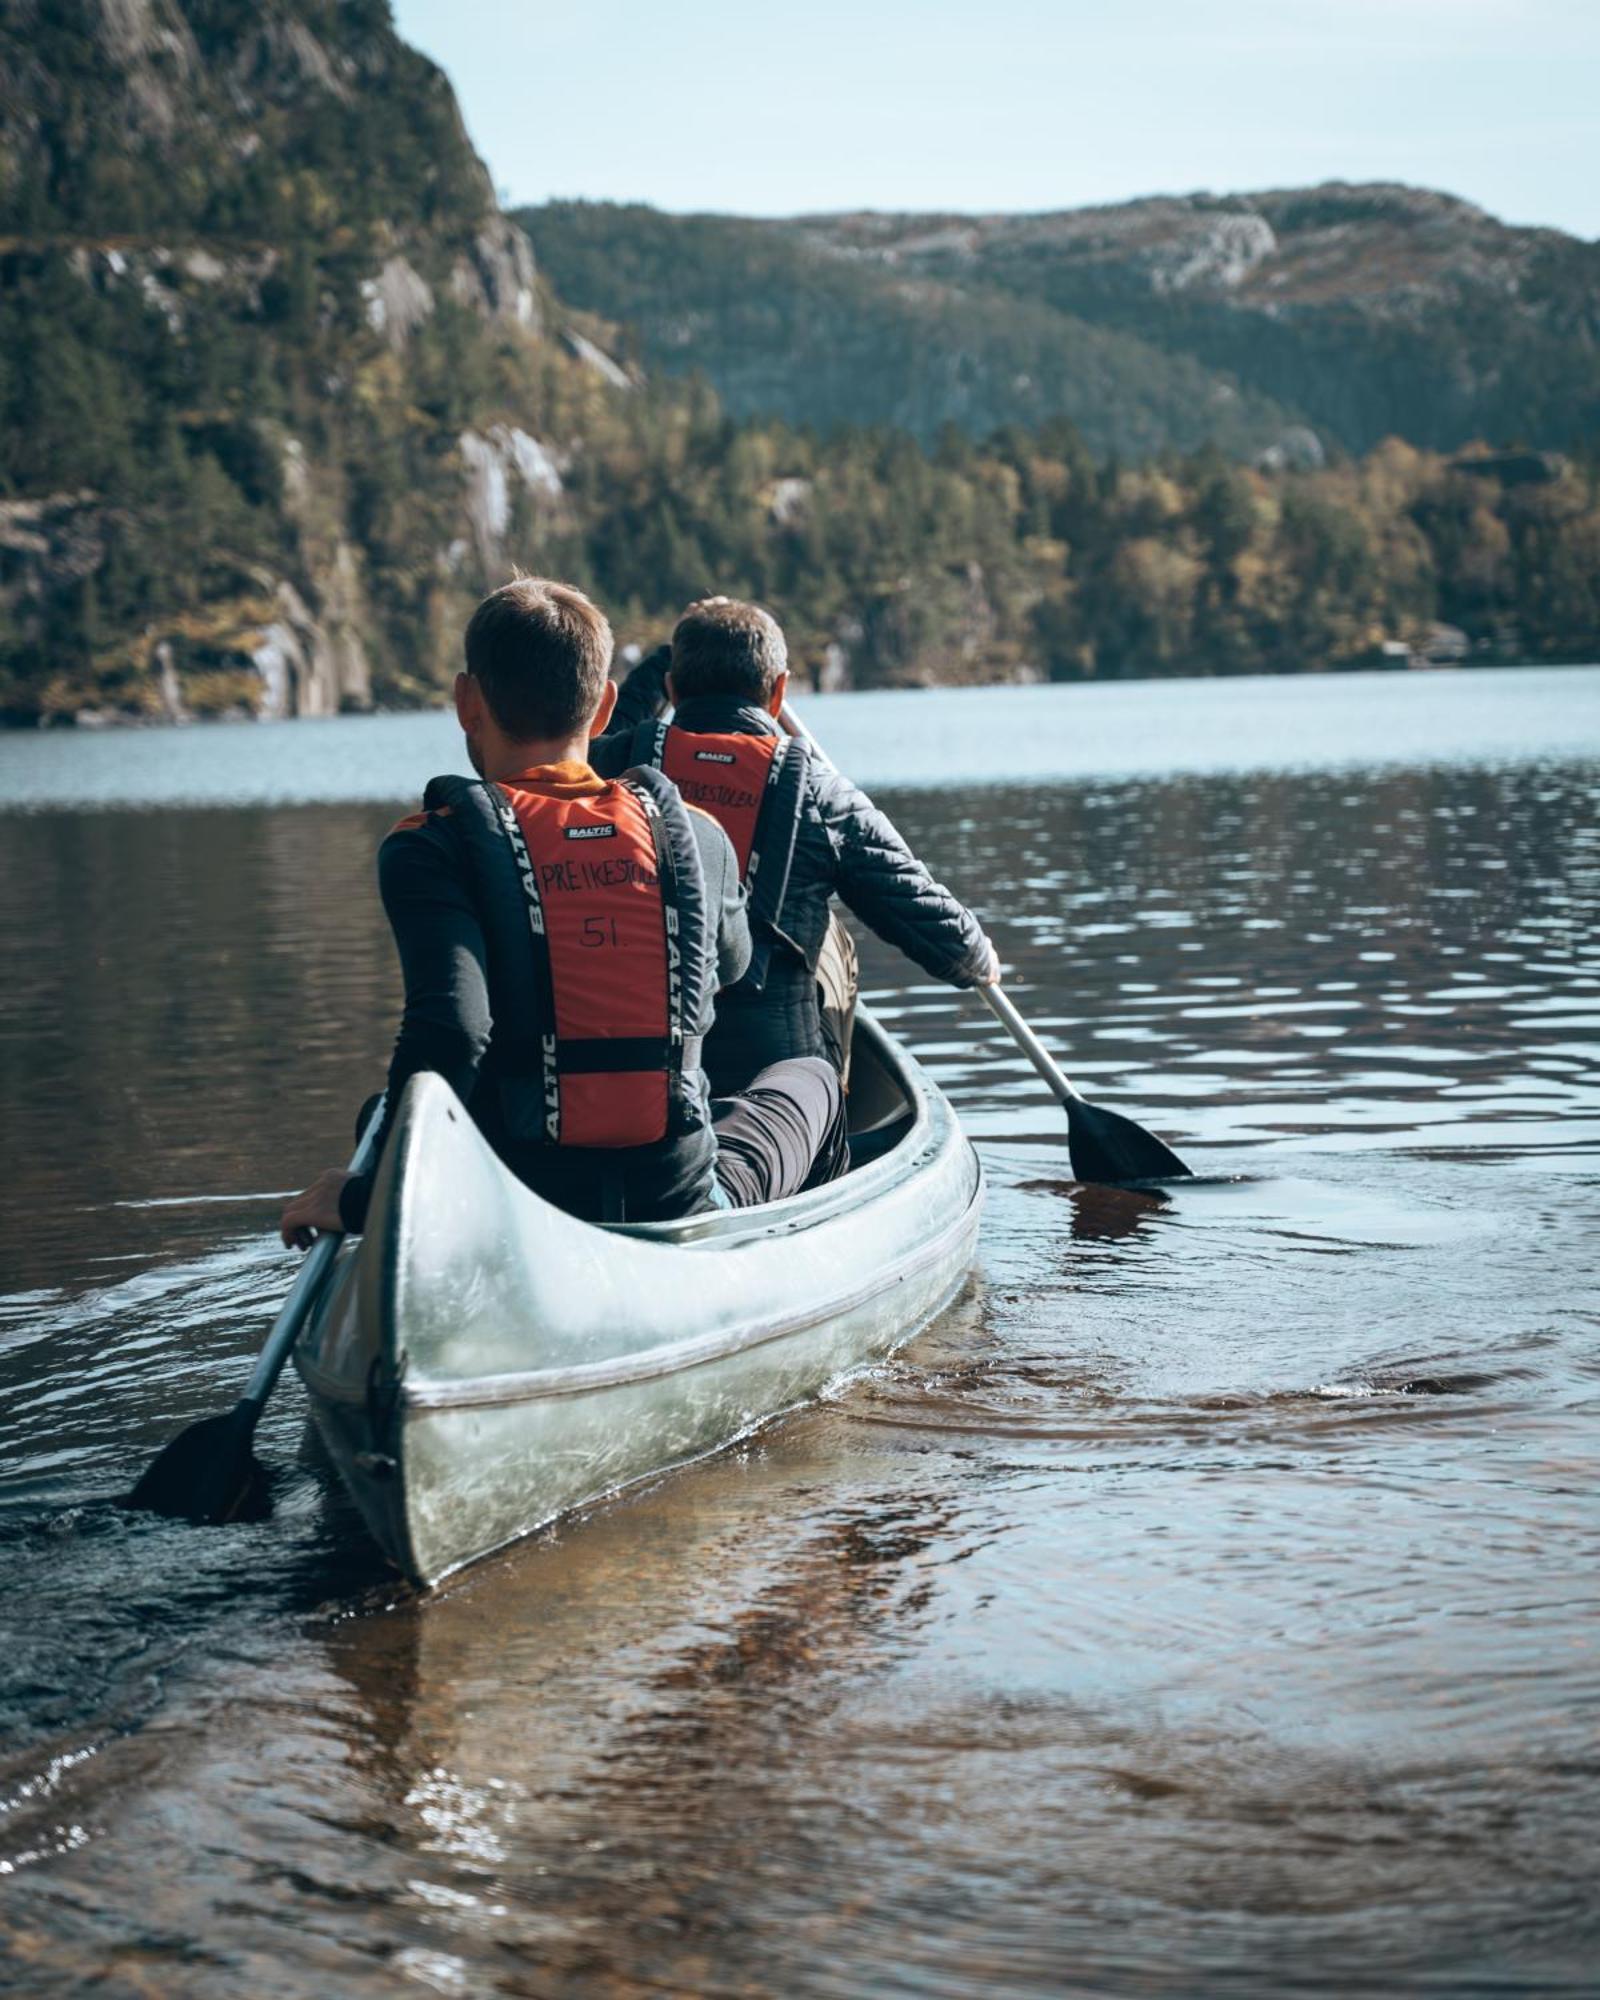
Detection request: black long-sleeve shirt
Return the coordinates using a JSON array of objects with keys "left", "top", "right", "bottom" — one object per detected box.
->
[{"left": 339, "top": 762, "right": 749, "bottom": 1229}]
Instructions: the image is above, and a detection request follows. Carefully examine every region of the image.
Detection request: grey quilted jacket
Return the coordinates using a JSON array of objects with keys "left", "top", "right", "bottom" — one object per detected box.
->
[{"left": 591, "top": 650, "right": 991, "bottom": 987}]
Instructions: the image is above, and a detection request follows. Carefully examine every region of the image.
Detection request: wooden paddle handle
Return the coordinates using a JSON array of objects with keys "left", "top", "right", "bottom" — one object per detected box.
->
[{"left": 777, "top": 700, "right": 827, "bottom": 763}]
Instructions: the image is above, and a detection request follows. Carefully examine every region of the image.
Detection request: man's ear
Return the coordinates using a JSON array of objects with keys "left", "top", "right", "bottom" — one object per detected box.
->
[
  {"left": 663, "top": 670, "right": 678, "bottom": 709},
  {"left": 766, "top": 669, "right": 789, "bottom": 718},
  {"left": 453, "top": 671, "right": 478, "bottom": 730},
  {"left": 588, "top": 677, "right": 619, "bottom": 737}
]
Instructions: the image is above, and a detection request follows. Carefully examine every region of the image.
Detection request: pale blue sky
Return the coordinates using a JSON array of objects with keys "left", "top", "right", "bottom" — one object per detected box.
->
[{"left": 393, "top": 0, "right": 1600, "bottom": 238}]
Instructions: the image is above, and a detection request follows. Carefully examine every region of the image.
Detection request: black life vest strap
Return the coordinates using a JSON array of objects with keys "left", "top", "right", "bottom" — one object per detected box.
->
[
  {"left": 630, "top": 718, "right": 671, "bottom": 772},
  {"left": 555, "top": 1033, "right": 704, "bottom": 1074},
  {"left": 485, "top": 783, "right": 564, "bottom": 1145},
  {"left": 619, "top": 771, "right": 687, "bottom": 1074},
  {"left": 422, "top": 772, "right": 547, "bottom": 1080},
  {"left": 744, "top": 733, "right": 808, "bottom": 941}
]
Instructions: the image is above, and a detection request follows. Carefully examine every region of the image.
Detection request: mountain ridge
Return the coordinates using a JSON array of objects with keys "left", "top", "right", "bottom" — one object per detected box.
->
[
  {"left": 523, "top": 183, "right": 1600, "bottom": 458},
  {"left": 3, "top": 7, "right": 1596, "bottom": 724}
]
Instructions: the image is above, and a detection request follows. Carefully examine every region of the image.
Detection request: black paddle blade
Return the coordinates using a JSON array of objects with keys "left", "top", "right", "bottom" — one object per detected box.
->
[
  {"left": 121, "top": 1400, "right": 272, "bottom": 1525},
  {"left": 1066, "top": 1095, "right": 1193, "bottom": 1186}
]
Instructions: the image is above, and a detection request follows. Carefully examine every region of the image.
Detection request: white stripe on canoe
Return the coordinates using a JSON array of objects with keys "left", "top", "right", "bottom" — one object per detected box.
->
[{"left": 396, "top": 1181, "right": 982, "bottom": 1412}]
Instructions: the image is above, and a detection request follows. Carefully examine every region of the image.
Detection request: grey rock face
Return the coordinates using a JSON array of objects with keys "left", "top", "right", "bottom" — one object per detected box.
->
[
  {"left": 1257, "top": 426, "right": 1326, "bottom": 472},
  {"left": 0, "top": 493, "right": 107, "bottom": 594},
  {"left": 362, "top": 257, "right": 436, "bottom": 345},
  {"left": 249, "top": 560, "right": 371, "bottom": 720},
  {"left": 451, "top": 224, "right": 540, "bottom": 333},
  {"left": 1150, "top": 213, "right": 1278, "bottom": 294},
  {"left": 458, "top": 427, "right": 566, "bottom": 569},
  {"left": 561, "top": 329, "right": 634, "bottom": 390}
]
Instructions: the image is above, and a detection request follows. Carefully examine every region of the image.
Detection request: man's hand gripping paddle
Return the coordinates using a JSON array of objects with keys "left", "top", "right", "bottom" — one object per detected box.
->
[{"left": 123, "top": 1102, "right": 384, "bottom": 1524}]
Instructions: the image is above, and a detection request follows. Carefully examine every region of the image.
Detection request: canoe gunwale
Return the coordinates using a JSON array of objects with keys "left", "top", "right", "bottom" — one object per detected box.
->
[{"left": 396, "top": 1169, "right": 983, "bottom": 1412}]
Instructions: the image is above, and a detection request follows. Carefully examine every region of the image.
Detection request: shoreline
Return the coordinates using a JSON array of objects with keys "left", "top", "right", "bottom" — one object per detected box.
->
[
  {"left": 4, "top": 664, "right": 1597, "bottom": 817},
  {"left": 8, "top": 652, "right": 1597, "bottom": 734}
]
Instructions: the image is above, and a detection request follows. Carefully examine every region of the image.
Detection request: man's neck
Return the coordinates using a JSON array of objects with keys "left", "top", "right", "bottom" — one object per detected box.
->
[
  {"left": 674, "top": 694, "right": 778, "bottom": 728},
  {"left": 479, "top": 732, "right": 592, "bottom": 782}
]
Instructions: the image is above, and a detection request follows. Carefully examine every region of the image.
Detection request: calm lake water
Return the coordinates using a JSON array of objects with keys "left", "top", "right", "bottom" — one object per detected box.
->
[{"left": 2, "top": 666, "right": 1598, "bottom": 1995}]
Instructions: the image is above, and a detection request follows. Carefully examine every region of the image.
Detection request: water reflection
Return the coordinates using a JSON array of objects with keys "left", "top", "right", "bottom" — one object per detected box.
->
[
  {"left": 1018, "top": 1177, "right": 1176, "bottom": 1241},
  {"left": 1, "top": 745, "right": 1598, "bottom": 1992}
]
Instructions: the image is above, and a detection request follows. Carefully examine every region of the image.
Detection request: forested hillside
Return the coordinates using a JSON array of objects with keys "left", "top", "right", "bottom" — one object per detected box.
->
[
  {"left": 519, "top": 203, "right": 1303, "bottom": 462},
  {"left": 528, "top": 190, "right": 1600, "bottom": 459},
  {"left": 2, "top": 5, "right": 1596, "bottom": 726},
  {"left": 574, "top": 423, "right": 1600, "bottom": 686},
  {"left": 0, "top": 0, "right": 564, "bottom": 722}
]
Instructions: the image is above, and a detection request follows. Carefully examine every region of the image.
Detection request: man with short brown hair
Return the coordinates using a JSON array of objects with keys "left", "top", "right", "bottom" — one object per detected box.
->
[
  {"left": 281, "top": 578, "right": 846, "bottom": 1244},
  {"left": 462, "top": 574, "right": 615, "bottom": 737},
  {"left": 594, "top": 595, "right": 997, "bottom": 1096},
  {"left": 668, "top": 597, "right": 787, "bottom": 705}
]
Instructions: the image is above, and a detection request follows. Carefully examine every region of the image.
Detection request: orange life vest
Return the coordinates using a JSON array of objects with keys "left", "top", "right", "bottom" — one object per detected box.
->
[
  {"left": 632, "top": 722, "right": 809, "bottom": 979},
  {"left": 658, "top": 731, "right": 778, "bottom": 873},
  {"left": 423, "top": 766, "right": 712, "bottom": 1151}
]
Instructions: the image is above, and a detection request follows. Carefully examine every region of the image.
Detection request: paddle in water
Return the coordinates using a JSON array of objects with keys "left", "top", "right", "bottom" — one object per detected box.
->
[
  {"left": 123, "top": 1102, "right": 384, "bottom": 1523},
  {"left": 776, "top": 701, "right": 1192, "bottom": 1186},
  {"left": 978, "top": 982, "right": 1191, "bottom": 1183}
]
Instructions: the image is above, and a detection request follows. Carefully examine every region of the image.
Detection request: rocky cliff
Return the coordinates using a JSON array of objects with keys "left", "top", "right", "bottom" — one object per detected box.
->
[{"left": 0, "top": 0, "right": 562, "bottom": 722}]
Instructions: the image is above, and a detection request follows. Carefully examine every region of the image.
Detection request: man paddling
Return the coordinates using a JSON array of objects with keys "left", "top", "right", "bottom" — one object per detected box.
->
[
  {"left": 281, "top": 579, "right": 846, "bottom": 1244},
  {"left": 593, "top": 597, "right": 999, "bottom": 1094}
]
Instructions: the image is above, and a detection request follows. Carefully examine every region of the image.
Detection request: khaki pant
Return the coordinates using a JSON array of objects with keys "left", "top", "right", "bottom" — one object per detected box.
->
[{"left": 815, "top": 910, "right": 859, "bottom": 1090}]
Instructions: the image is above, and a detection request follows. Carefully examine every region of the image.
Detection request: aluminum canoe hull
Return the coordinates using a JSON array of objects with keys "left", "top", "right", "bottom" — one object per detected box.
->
[{"left": 293, "top": 1012, "right": 982, "bottom": 1587}]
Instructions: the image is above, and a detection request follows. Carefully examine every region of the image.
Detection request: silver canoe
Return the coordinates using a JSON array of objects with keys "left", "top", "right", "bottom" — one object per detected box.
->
[{"left": 292, "top": 1010, "right": 983, "bottom": 1587}]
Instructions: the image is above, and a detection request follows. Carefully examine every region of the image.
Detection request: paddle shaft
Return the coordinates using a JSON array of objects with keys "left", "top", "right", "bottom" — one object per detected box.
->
[
  {"left": 775, "top": 700, "right": 1090, "bottom": 1106},
  {"left": 977, "top": 983, "right": 1085, "bottom": 1107},
  {"left": 242, "top": 1102, "right": 385, "bottom": 1413}
]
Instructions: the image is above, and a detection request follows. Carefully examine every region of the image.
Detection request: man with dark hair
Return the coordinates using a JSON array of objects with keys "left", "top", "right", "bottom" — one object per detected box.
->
[
  {"left": 280, "top": 579, "right": 846, "bottom": 1243},
  {"left": 462, "top": 574, "right": 614, "bottom": 738},
  {"left": 668, "top": 597, "right": 786, "bottom": 705},
  {"left": 594, "top": 596, "right": 997, "bottom": 1096}
]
